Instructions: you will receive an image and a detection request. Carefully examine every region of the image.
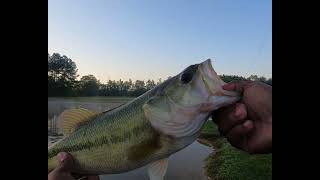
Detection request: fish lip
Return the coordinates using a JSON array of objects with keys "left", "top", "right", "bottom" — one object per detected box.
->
[
  {"left": 220, "top": 89, "right": 240, "bottom": 97},
  {"left": 199, "top": 59, "right": 215, "bottom": 78},
  {"left": 199, "top": 59, "right": 240, "bottom": 98},
  {"left": 208, "top": 95, "right": 241, "bottom": 111},
  {"left": 218, "top": 96, "right": 241, "bottom": 108},
  {"left": 198, "top": 59, "right": 241, "bottom": 107}
]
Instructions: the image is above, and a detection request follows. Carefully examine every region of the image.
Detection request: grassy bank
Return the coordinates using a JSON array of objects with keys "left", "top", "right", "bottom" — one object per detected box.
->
[{"left": 200, "top": 121, "right": 272, "bottom": 180}]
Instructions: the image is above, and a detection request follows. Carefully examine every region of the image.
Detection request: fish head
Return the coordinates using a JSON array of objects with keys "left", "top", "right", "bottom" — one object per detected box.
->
[
  {"left": 166, "top": 59, "right": 240, "bottom": 110},
  {"left": 144, "top": 59, "right": 240, "bottom": 138}
]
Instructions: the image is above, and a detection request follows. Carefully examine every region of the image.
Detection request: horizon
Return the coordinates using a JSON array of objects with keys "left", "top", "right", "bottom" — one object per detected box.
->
[
  {"left": 48, "top": 52, "right": 271, "bottom": 83},
  {"left": 49, "top": 0, "right": 272, "bottom": 83}
]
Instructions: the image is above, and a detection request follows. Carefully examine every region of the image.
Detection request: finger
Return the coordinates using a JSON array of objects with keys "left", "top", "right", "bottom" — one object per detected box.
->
[
  {"left": 212, "top": 104, "right": 237, "bottom": 124},
  {"left": 55, "top": 152, "right": 74, "bottom": 172},
  {"left": 219, "top": 103, "right": 247, "bottom": 135},
  {"left": 222, "top": 81, "right": 251, "bottom": 93},
  {"left": 226, "top": 120, "right": 254, "bottom": 150}
]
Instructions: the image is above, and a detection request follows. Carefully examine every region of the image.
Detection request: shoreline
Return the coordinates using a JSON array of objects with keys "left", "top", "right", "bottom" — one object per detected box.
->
[{"left": 199, "top": 121, "right": 272, "bottom": 180}]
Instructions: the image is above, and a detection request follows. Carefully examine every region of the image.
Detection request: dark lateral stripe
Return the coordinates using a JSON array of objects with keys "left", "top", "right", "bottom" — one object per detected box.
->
[{"left": 48, "top": 124, "right": 151, "bottom": 159}]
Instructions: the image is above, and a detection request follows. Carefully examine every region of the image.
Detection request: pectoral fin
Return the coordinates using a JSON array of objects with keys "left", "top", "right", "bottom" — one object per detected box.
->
[{"left": 147, "top": 158, "right": 169, "bottom": 180}]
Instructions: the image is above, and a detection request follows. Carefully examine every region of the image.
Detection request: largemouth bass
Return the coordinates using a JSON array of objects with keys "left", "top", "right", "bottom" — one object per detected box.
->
[{"left": 48, "top": 59, "right": 240, "bottom": 179}]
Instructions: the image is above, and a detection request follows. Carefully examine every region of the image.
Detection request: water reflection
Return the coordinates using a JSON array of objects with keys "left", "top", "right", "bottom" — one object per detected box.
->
[{"left": 100, "top": 141, "right": 212, "bottom": 180}]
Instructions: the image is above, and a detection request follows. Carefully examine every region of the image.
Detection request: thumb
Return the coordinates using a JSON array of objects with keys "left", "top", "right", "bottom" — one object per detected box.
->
[
  {"left": 223, "top": 81, "right": 251, "bottom": 94},
  {"left": 55, "top": 152, "right": 74, "bottom": 172}
]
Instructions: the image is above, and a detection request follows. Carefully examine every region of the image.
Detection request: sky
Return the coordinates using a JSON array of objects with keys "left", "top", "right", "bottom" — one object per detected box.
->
[{"left": 48, "top": 0, "right": 272, "bottom": 83}]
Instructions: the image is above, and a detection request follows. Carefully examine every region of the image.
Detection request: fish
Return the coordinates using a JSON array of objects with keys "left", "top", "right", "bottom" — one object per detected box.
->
[{"left": 48, "top": 59, "right": 240, "bottom": 180}]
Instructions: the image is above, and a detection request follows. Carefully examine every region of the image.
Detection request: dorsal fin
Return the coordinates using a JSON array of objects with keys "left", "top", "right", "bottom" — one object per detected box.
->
[{"left": 59, "top": 108, "right": 98, "bottom": 136}]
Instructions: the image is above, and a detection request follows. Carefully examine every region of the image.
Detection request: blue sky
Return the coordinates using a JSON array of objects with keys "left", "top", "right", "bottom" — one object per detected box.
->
[{"left": 49, "top": 0, "right": 272, "bottom": 83}]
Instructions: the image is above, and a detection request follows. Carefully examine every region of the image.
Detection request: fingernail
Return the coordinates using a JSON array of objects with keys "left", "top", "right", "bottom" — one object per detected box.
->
[
  {"left": 58, "top": 152, "right": 67, "bottom": 162},
  {"left": 243, "top": 121, "right": 252, "bottom": 128}
]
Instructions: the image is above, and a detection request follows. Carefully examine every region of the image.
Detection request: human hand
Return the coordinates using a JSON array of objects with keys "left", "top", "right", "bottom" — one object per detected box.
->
[
  {"left": 48, "top": 152, "right": 100, "bottom": 180},
  {"left": 213, "top": 81, "right": 272, "bottom": 154}
]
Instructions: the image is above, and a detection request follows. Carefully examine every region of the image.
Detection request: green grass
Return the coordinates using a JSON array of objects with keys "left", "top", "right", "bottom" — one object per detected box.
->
[
  {"left": 201, "top": 121, "right": 272, "bottom": 180},
  {"left": 201, "top": 119, "right": 219, "bottom": 135}
]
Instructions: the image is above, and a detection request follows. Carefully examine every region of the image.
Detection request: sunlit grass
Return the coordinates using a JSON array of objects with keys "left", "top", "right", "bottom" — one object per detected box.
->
[{"left": 201, "top": 121, "right": 272, "bottom": 180}]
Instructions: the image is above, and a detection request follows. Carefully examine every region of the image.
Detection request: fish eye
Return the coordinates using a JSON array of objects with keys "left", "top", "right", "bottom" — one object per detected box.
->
[
  {"left": 181, "top": 72, "right": 193, "bottom": 84},
  {"left": 180, "top": 64, "right": 198, "bottom": 84}
]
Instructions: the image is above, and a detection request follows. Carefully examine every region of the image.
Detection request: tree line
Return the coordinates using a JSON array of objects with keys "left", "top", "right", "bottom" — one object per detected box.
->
[{"left": 48, "top": 53, "right": 272, "bottom": 97}]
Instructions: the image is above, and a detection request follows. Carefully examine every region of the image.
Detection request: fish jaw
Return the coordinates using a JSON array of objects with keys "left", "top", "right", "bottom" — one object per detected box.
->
[{"left": 198, "top": 59, "right": 240, "bottom": 110}]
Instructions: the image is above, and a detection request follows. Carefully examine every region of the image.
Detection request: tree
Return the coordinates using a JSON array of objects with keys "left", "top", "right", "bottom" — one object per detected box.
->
[
  {"left": 117, "top": 79, "right": 130, "bottom": 96},
  {"left": 98, "top": 84, "right": 108, "bottom": 96},
  {"left": 248, "top": 75, "right": 259, "bottom": 81},
  {"left": 258, "top": 76, "right": 267, "bottom": 82},
  {"left": 266, "top": 78, "right": 272, "bottom": 85},
  {"left": 134, "top": 80, "right": 145, "bottom": 90},
  {"left": 48, "top": 53, "right": 78, "bottom": 96},
  {"left": 48, "top": 52, "right": 272, "bottom": 96},
  {"left": 219, "top": 75, "right": 247, "bottom": 83},
  {"left": 247, "top": 75, "right": 272, "bottom": 86},
  {"left": 129, "top": 80, "right": 146, "bottom": 96},
  {"left": 145, "top": 79, "right": 156, "bottom": 90},
  {"left": 156, "top": 78, "right": 162, "bottom": 85},
  {"left": 78, "top": 75, "right": 100, "bottom": 96},
  {"left": 124, "top": 79, "right": 133, "bottom": 91},
  {"left": 106, "top": 80, "right": 118, "bottom": 96}
]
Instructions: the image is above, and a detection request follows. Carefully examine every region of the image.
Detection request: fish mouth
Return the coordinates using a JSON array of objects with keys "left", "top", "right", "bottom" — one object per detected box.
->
[
  {"left": 199, "top": 59, "right": 240, "bottom": 98},
  {"left": 199, "top": 59, "right": 217, "bottom": 80}
]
